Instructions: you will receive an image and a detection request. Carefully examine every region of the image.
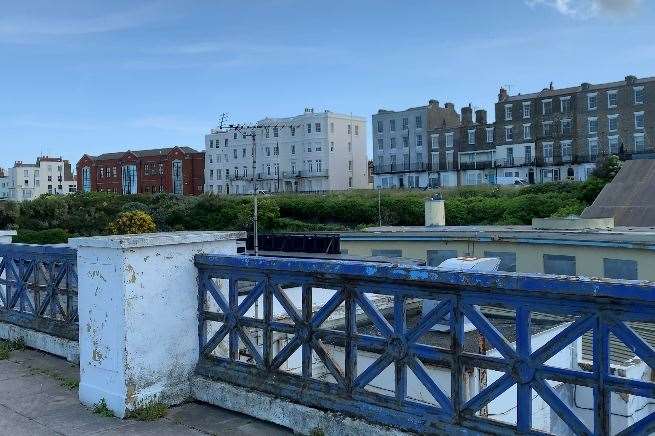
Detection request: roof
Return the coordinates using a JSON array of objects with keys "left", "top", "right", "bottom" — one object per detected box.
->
[
  {"left": 503, "top": 76, "right": 655, "bottom": 102},
  {"left": 90, "top": 146, "right": 200, "bottom": 161},
  {"left": 582, "top": 160, "right": 655, "bottom": 227},
  {"left": 341, "top": 225, "right": 655, "bottom": 251}
]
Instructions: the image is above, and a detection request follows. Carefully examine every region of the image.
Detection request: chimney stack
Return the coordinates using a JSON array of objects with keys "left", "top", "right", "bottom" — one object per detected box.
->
[
  {"left": 625, "top": 75, "right": 637, "bottom": 85},
  {"left": 498, "top": 88, "right": 509, "bottom": 102},
  {"left": 428, "top": 99, "right": 440, "bottom": 108},
  {"left": 475, "top": 109, "right": 487, "bottom": 125},
  {"left": 461, "top": 104, "right": 473, "bottom": 125}
]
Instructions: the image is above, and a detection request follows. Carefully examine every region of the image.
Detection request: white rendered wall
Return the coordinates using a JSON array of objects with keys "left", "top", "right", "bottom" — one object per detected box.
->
[{"left": 70, "top": 231, "right": 245, "bottom": 417}]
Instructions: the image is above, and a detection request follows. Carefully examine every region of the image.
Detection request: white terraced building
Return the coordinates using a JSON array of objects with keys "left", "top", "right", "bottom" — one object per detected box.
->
[
  {"left": 7, "top": 156, "right": 77, "bottom": 202},
  {"left": 204, "top": 109, "right": 368, "bottom": 195}
]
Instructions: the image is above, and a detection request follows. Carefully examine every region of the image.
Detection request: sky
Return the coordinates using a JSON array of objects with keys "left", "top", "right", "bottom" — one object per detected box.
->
[{"left": 0, "top": 0, "right": 653, "bottom": 169}]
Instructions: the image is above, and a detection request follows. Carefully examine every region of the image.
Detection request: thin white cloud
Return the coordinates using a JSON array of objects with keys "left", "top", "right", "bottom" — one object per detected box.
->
[
  {"left": 526, "top": 0, "right": 641, "bottom": 19},
  {"left": 0, "top": 1, "right": 180, "bottom": 41}
]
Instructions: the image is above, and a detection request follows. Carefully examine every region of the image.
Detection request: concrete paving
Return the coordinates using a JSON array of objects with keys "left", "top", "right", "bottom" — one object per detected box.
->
[{"left": 0, "top": 348, "right": 292, "bottom": 436}]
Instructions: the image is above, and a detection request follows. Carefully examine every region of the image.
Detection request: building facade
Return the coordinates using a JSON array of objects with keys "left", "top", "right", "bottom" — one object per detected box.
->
[
  {"left": 495, "top": 74, "right": 654, "bottom": 184},
  {"left": 373, "top": 75, "right": 654, "bottom": 188},
  {"left": 0, "top": 168, "right": 7, "bottom": 200},
  {"left": 204, "top": 109, "right": 368, "bottom": 195},
  {"left": 7, "top": 156, "right": 77, "bottom": 202},
  {"left": 372, "top": 100, "right": 460, "bottom": 189},
  {"left": 76, "top": 147, "right": 204, "bottom": 196}
]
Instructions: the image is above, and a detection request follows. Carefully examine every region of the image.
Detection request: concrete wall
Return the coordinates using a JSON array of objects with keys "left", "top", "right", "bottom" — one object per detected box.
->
[
  {"left": 340, "top": 238, "right": 655, "bottom": 280},
  {"left": 69, "top": 231, "right": 244, "bottom": 417}
]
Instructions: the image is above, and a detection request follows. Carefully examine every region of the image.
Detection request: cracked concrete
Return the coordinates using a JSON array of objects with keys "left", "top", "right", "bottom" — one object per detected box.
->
[{"left": 0, "top": 348, "right": 291, "bottom": 436}]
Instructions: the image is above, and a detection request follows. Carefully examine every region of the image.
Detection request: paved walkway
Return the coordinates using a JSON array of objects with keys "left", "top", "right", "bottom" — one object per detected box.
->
[{"left": 0, "top": 348, "right": 292, "bottom": 435}]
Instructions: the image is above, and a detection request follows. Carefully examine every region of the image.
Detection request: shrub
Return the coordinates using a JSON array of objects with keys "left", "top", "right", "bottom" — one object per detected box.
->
[
  {"left": 108, "top": 211, "right": 157, "bottom": 235},
  {"left": 14, "top": 229, "right": 71, "bottom": 244}
]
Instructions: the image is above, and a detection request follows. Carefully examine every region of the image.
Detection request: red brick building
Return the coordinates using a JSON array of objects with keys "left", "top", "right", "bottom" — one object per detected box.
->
[{"left": 76, "top": 147, "right": 204, "bottom": 195}]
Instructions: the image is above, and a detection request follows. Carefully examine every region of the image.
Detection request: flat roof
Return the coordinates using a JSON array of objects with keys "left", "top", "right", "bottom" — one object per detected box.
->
[{"left": 340, "top": 225, "right": 655, "bottom": 251}]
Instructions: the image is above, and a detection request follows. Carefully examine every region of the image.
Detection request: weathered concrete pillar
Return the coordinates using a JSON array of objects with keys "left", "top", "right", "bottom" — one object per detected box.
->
[
  {"left": 0, "top": 230, "right": 16, "bottom": 243},
  {"left": 69, "top": 231, "right": 245, "bottom": 418}
]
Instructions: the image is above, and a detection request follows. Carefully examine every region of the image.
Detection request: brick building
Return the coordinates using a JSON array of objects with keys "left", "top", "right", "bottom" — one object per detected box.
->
[{"left": 76, "top": 147, "right": 204, "bottom": 195}]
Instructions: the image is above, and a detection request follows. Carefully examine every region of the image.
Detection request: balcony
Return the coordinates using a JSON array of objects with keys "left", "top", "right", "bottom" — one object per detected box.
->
[
  {"left": 459, "top": 160, "right": 494, "bottom": 170},
  {"left": 494, "top": 157, "right": 535, "bottom": 168},
  {"left": 373, "top": 162, "right": 433, "bottom": 174}
]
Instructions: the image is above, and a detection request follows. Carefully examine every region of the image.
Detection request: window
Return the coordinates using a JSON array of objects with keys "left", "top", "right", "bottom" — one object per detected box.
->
[
  {"left": 402, "top": 117, "right": 408, "bottom": 130},
  {"left": 347, "top": 142, "right": 351, "bottom": 152},
  {"left": 635, "top": 112, "right": 645, "bottom": 129},
  {"left": 467, "top": 129, "right": 475, "bottom": 145},
  {"left": 609, "top": 136, "right": 619, "bottom": 154},
  {"left": 588, "top": 117, "right": 598, "bottom": 135},
  {"left": 330, "top": 142, "right": 334, "bottom": 151},
  {"left": 543, "top": 142, "right": 553, "bottom": 159},
  {"left": 542, "top": 99, "right": 552, "bottom": 116},
  {"left": 608, "top": 90, "right": 618, "bottom": 108},
  {"left": 604, "top": 258, "right": 638, "bottom": 280},
  {"left": 486, "top": 128, "right": 494, "bottom": 143},
  {"left": 561, "top": 119, "right": 572, "bottom": 136},
  {"left": 588, "top": 137, "right": 599, "bottom": 160},
  {"left": 330, "top": 123, "right": 334, "bottom": 133},
  {"left": 377, "top": 120, "right": 383, "bottom": 133},
  {"left": 315, "top": 123, "right": 321, "bottom": 133},
  {"left": 265, "top": 147, "right": 271, "bottom": 157},
  {"left": 505, "top": 126, "right": 513, "bottom": 142},
  {"left": 523, "top": 124, "right": 531, "bottom": 140},
  {"left": 635, "top": 86, "right": 645, "bottom": 104},
  {"left": 377, "top": 138, "right": 384, "bottom": 150},
  {"left": 587, "top": 93, "right": 597, "bottom": 110},
  {"left": 224, "top": 138, "right": 229, "bottom": 146},
  {"left": 209, "top": 139, "right": 214, "bottom": 148},
  {"left": 560, "top": 96, "right": 572, "bottom": 113},
  {"left": 608, "top": 115, "right": 618, "bottom": 132},
  {"left": 390, "top": 137, "right": 396, "bottom": 149},
  {"left": 445, "top": 133, "right": 454, "bottom": 148},
  {"left": 416, "top": 134, "right": 423, "bottom": 147},
  {"left": 542, "top": 121, "right": 553, "bottom": 137},
  {"left": 427, "top": 250, "right": 457, "bottom": 267},
  {"left": 347, "top": 124, "right": 352, "bottom": 134},
  {"left": 525, "top": 145, "right": 532, "bottom": 163},
  {"left": 354, "top": 125, "right": 359, "bottom": 136},
  {"left": 307, "top": 123, "right": 312, "bottom": 133},
  {"left": 522, "top": 102, "right": 531, "bottom": 118},
  {"left": 430, "top": 135, "right": 438, "bottom": 149},
  {"left": 543, "top": 254, "right": 576, "bottom": 276},
  {"left": 446, "top": 151, "right": 454, "bottom": 170},
  {"left": 372, "top": 249, "right": 402, "bottom": 258},
  {"left": 504, "top": 104, "right": 512, "bottom": 121},
  {"left": 307, "top": 145, "right": 312, "bottom": 152},
  {"left": 82, "top": 167, "right": 91, "bottom": 192},
  {"left": 390, "top": 119, "right": 396, "bottom": 132},
  {"left": 233, "top": 132, "right": 238, "bottom": 140},
  {"left": 291, "top": 126, "right": 296, "bottom": 136},
  {"left": 291, "top": 145, "right": 296, "bottom": 154},
  {"left": 431, "top": 152, "right": 439, "bottom": 167},
  {"left": 484, "top": 251, "right": 516, "bottom": 272},
  {"left": 403, "top": 136, "right": 409, "bottom": 148},
  {"left": 634, "top": 133, "right": 646, "bottom": 151},
  {"left": 348, "top": 160, "right": 352, "bottom": 171},
  {"left": 273, "top": 126, "right": 278, "bottom": 137},
  {"left": 415, "top": 116, "right": 422, "bottom": 129},
  {"left": 416, "top": 153, "right": 423, "bottom": 163},
  {"left": 561, "top": 141, "right": 572, "bottom": 161},
  {"left": 233, "top": 149, "right": 238, "bottom": 159}
]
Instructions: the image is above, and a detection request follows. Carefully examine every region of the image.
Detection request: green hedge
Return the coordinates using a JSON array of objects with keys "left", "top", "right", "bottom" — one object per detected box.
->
[{"left": 0, "top": 178, "right": 606, "bottom": 237}]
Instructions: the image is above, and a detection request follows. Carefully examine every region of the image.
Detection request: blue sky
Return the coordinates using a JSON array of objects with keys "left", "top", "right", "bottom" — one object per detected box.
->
[{"left": 1, "top": 0, "right": 652, "bottom": 169}]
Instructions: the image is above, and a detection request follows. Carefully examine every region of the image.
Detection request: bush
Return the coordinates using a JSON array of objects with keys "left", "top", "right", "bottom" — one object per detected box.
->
[
  {"left": 14, "top": 229, "right": 72, "bottom": 244},
  {"left": 108, "top": 211, "right": 157, "bottom": 235}
]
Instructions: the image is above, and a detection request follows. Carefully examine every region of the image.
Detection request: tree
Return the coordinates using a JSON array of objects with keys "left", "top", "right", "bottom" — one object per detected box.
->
[{"left": 592, "top": 154, "right": 622, "bottom": 182}]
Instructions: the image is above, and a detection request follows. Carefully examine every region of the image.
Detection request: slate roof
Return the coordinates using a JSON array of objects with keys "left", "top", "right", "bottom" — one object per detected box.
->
[
  {"left": 503, "top": 76, "right": 655, "bottom": 102},
  {"left": 582, "top": 159, "right": 655, "bottom": 227},
  {"left": 91, "top": 147, "right": 200, "bottom": 161}
]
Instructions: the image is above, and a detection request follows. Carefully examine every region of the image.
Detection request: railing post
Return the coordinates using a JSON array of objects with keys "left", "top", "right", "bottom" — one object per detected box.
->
[
  {"left": 69, "top": 231, "right": 244, "bottom": 418},
  {"left": 451, "top": 295, "right": 464, "bottom": 424}
]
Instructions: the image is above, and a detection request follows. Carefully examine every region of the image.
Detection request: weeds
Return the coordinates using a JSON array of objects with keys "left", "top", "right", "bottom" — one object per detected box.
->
[
  {"left": 93, "top": 399, "right": 115, "bottom": 417},
  {"left": 127, "top": 402, "right": 168, "bottom": 421}
]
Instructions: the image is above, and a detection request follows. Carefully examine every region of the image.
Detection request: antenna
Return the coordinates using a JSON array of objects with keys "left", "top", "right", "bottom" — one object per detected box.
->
[
  {"left": 220, "top": 121, "right": 304, "bottom": 258},
  {"left": 218, "top": 113, "right": 227, "bottom": 130},
  {"left": 503, "top": 84, "right": 514, "bottom": 94}
]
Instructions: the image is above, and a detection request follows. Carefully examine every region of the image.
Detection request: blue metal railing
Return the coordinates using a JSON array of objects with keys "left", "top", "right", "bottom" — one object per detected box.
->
[
  {"left": 0, "top": 244, "right": 78, "bottom": 340},
  {"left": 195, "top": 255, "right": 655, "bottom": 435}
]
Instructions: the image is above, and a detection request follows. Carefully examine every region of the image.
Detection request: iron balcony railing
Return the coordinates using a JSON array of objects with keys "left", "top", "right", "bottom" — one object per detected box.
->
[
  {"left": 373, "top": 162, "right": 435, "bottom": 174},
  {"left": 459, "top": 160, "right": 494, "bottom": 170},
  {"left": 0, "top": 244, "right": 78, "bottom": 341},
  {"left": 195, "top": 255, "right": 655, "bottom": 436}
]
